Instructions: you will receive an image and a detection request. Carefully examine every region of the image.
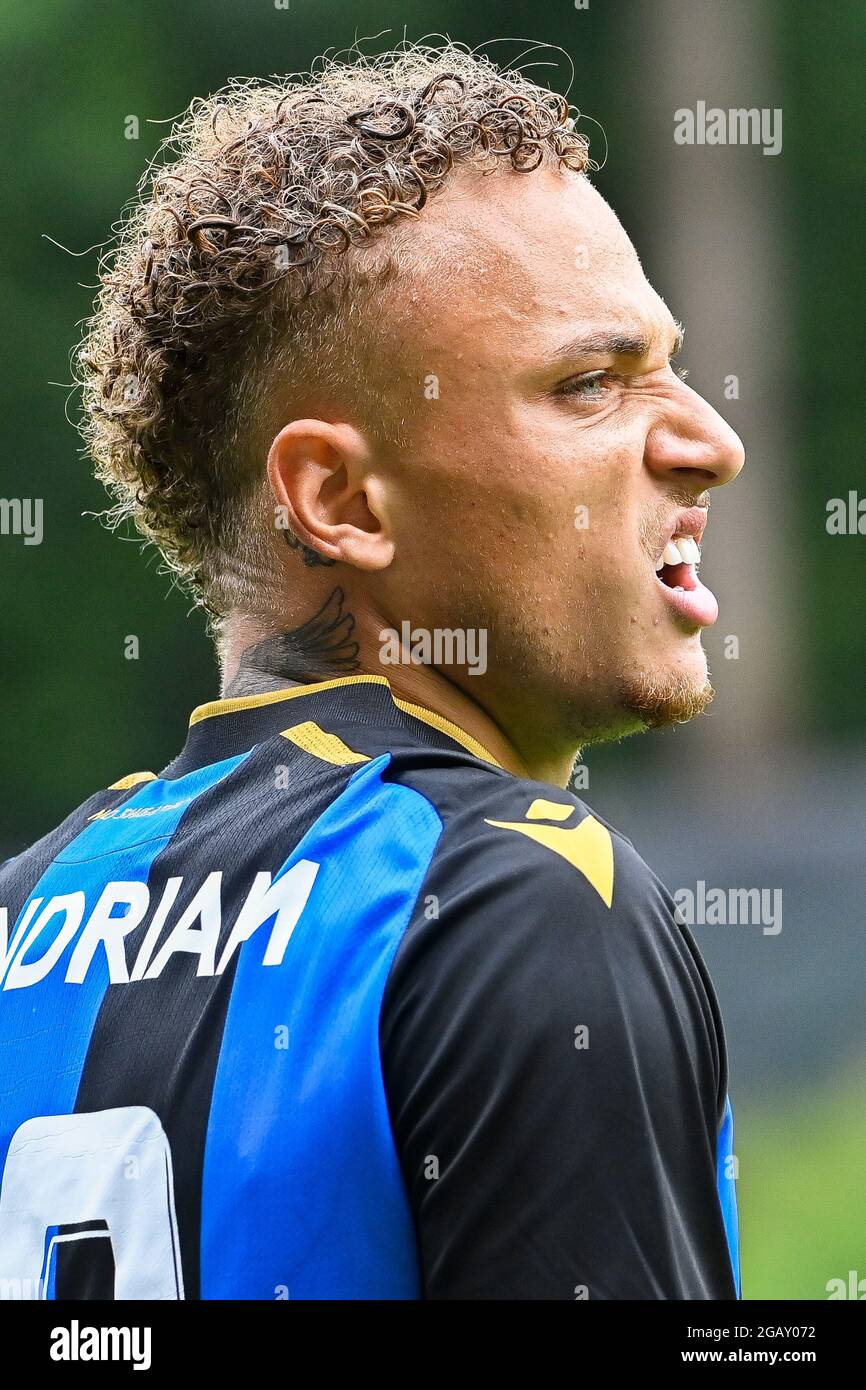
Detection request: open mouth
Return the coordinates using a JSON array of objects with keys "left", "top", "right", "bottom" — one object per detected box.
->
[
  {"left": 653, "top": 533, "right": 718, "bottom": 628},
  {"left": 655, "top": 535, "right": 701, "bottom": 593}
]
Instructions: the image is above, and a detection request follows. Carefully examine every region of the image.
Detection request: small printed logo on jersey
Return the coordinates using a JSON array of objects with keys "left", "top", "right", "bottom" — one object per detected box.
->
[{"left": 89, "top": 799, "right": 188, "bottom": 822}]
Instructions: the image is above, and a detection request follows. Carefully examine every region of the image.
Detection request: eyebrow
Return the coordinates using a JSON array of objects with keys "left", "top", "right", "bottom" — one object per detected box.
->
[{"left": 551, "top": 321, "right": 684, "bottom": 362}]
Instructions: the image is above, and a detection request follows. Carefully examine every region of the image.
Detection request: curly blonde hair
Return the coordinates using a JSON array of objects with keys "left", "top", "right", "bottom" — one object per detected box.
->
[{"left": 77, "top": 41, "right": 590, "bottom": 615}]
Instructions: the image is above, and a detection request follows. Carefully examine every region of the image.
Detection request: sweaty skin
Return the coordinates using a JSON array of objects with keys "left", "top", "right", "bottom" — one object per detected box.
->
[{"left": 224, "top": 165, "right": 745, "bottom": 785}]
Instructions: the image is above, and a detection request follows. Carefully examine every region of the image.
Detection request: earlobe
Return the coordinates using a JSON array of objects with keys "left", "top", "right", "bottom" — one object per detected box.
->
[{"left": 266, "top": 419, "right": 395, "bottom": 571}]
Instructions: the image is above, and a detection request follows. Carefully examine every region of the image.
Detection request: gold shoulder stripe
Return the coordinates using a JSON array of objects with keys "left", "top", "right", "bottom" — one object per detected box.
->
[
  {"left": 391, "top": 695, "right": 502, "bottom": 768},
  {"left": 281, "top": 721, "right": 370, "bottom": 766},
  {"left": 485, "top": 810, "right": 615, "bottom": 908},
  {"left": 108, "top": 771, "right": 157, "bottom": 791}
]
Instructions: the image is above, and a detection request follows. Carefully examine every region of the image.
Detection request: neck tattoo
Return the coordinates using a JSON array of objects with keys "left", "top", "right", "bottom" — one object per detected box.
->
[{"left": 225, "top": 587, "right": 361, "bottom": 697}]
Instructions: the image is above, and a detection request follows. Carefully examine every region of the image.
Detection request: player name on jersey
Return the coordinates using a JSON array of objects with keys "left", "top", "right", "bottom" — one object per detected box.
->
[{"left": 0, "top": 859, "right": 320, "bottom": 991}]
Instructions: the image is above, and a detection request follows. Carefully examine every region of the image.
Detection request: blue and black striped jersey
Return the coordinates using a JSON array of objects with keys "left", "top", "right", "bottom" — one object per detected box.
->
[{"left": 0, "top": 675, "right": 739, "bottom": 1299}]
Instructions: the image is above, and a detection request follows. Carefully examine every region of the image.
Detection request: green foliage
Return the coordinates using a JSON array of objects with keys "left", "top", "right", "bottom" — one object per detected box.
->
[
  {"left": 739, "top": 1072, "right": 866, "bottom": 1300},
  {"left": 779, "top": 2, "right": 866, "bottom": 734}
]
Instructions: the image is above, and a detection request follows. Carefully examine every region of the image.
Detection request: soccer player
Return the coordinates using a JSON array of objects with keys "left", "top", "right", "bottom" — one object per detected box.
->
[{"left": 0, "top": 43, "right": 744, "bottom": 1300}]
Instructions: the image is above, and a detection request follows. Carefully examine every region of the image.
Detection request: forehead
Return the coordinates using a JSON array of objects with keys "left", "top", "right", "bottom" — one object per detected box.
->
[{"left": 397, "top": 164, "right": 674, "bottom": 358}]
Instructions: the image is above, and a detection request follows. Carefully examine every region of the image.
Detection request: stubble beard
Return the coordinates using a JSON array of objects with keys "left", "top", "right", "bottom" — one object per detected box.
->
[{"left": 615, "top": 666, "right": 715, "bottom": 732}]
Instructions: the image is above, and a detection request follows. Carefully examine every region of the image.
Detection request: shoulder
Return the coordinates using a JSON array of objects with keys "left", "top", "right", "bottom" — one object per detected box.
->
[
  {"left": 385, "top": 749, "right": 669, "bottom": 933},
  {"left": 381, "top": 752, "right": 726, "bottom": 1115},
  {"left": 0, "top": 774, "right": 156, "bottom": 890}
]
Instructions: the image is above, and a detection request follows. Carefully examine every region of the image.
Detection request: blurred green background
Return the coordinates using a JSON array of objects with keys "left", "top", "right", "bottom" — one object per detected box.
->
[{"left": 1, "top": 0, "right": 863, "bottom": 1299}]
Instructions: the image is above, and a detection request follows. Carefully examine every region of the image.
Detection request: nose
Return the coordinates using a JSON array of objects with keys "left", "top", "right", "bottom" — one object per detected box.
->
[{"left": 644, "top": 382, "right": 745, "bottom": 489}]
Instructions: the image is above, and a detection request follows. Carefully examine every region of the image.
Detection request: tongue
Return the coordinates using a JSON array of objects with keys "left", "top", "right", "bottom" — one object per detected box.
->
[{"left": 660, "top": 561, "right": 697, "bottom": 591}]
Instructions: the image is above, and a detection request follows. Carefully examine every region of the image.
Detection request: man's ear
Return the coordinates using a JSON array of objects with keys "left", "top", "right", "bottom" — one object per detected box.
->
[{"left": 266, "top": 420, "right": 395, "bottom": 571}]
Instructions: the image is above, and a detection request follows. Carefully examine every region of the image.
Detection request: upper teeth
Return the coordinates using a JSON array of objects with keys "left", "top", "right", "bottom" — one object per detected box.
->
[{"left": 655, "top": 536, "right": 701, "bottom": 570}]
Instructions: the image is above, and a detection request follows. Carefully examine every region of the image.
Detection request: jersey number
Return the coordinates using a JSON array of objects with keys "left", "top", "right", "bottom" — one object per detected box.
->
[{"left": 0, "top": 1106, "right": 184, "bottom": 1299}]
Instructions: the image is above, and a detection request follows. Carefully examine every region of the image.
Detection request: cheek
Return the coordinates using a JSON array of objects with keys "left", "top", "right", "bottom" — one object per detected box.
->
[
  {"left": 475, "top": 434, "right": 644, "bottom": 610},
  {"left": 557, "top": 441, "right": 643, "bottom": 569},
  {"left": 395, "top": 407, "right": 647, "bottom": 584}
]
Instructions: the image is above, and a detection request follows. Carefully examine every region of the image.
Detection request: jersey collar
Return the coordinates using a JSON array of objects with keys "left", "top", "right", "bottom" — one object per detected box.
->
[{"left": 175, "top": 674, "right": 502, "bottom": 772}]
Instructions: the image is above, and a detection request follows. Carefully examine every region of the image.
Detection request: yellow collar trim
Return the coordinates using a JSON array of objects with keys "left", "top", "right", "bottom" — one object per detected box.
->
[{"left": 188, "top": 674, "right": 502, "bottom": 768}]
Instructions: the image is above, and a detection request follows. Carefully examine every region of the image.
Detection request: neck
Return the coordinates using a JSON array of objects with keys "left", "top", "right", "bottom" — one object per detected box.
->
[{"left": 221, "top": 588, "right": 577, "bottom": 787}]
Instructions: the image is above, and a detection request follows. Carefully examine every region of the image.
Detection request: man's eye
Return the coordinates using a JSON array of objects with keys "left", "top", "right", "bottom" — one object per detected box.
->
[{"left": 559, "top": 370, "right": 617, "bottom": 402}]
